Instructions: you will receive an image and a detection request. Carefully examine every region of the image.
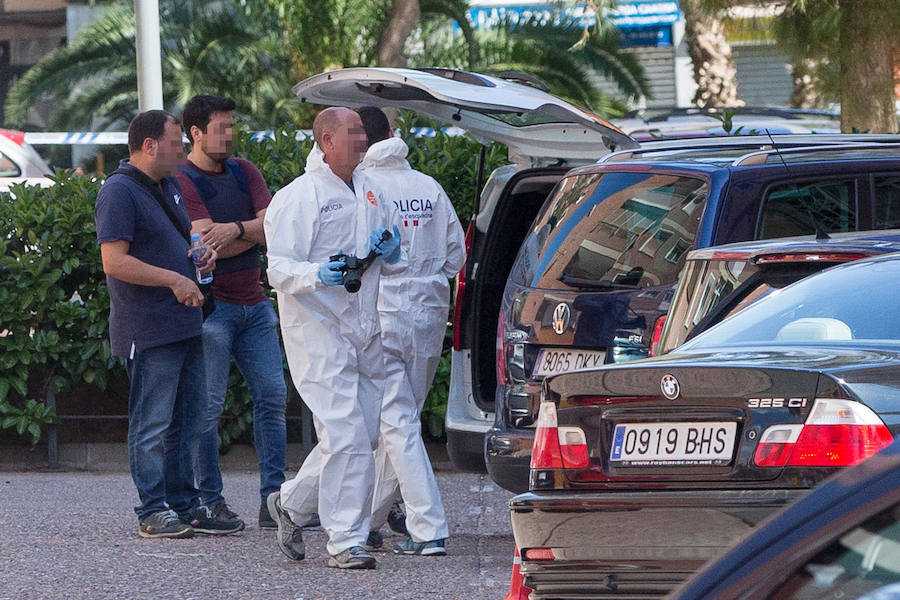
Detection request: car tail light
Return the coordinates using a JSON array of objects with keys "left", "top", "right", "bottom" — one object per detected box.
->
[
  {"left": 530, "top": 401, "right": 589, "bottom": 469},
  {"left": 496, "top": 315, "right": 507, "bottom": 386},
  {"left": 753, "top": 252, "right": 873, "bottom": 265},
  {"left": 559, "top": 427, "right": 589, "bottom": 467},
  {"left": 523, "top": 548, "right": 556, "bottom": 561},
  {"left": 570, "top": 396, "right": 650, "bottom": 406},
  {"left": 649, "top": 315, "right": 666, "bottom": 357},
  {"left": 754, "top": 399, "right": 892, "bottom": 467},
  {"left": 452, "top": 220, "right": 475, "bottom": 351},
  {"left": 0, "top": 129, "right": 25, "bottom": 146}
]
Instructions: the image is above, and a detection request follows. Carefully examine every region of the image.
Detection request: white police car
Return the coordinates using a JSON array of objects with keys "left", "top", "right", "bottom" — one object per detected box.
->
[{"left": 0, "top": 129, "right": 54, "bottom": 193}]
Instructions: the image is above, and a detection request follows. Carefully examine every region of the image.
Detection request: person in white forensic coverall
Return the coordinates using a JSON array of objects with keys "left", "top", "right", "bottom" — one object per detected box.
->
[
  {"left": 263, "top": 107, "right": 402, "bottom": 570},
  {"left": 357, "top": 106, "right": 466, "bottom": 554}
]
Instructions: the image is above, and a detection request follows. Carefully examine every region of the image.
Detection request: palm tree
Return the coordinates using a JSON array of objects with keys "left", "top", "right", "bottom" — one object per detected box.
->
[
  {"left": 681, "top": 0, "right": 742, "bottom": 107},
  {"left": 771, "top": 1, "right": 840, "bottom": 109},
  {"left": 10, "top": 0, "right": 647, "bottom": 130},
  {"left": 242, "top": 0, "right": 391, "bottom": 80},
  {"left": 377, "top": 0, "right": 421, "bottom": 66},
  {"left": 413, "top": 3, "right": 649, "bottom": 117},
  {"left": 5, "top": 1, "right": 302, "bottom": 131},
  {"left": 701, "top": 0, "right": 900, "bottom": 133}
]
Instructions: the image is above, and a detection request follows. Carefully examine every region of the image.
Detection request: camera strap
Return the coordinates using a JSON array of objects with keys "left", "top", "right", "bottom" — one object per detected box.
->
[
  {"left": 113, "top": 165, "right": 215, "bottom": 319},
  {"left": 112, "top": 165, "right": 190, "bottom": 244}
]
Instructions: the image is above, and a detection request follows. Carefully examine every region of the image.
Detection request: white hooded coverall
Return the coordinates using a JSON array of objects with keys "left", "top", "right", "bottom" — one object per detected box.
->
[
  {"left": 359, "top": 137, "right": 466, "bottom": 542},
  {"left": 264, "top": 145, "right": 400, "bottom": 555}
]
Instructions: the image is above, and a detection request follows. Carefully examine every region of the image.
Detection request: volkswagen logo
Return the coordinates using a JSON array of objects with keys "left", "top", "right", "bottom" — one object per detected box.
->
[
  {"left": 660, "top": 374, "right": 680, "bottom": 400},
  {"left": 551, "top": 303, "right": 570, "bottom": 335}
]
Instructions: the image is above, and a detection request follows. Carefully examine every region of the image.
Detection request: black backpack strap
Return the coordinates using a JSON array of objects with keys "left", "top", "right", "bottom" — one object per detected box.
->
[
  {"left": 112, "top": 166, "right": 190, "bottom": 243},
  {"left": 177, "top": 163, "right": 217, "bottom": 204},
  {"left": 224, "top": 158, "right": 250, "bottom": 195}
]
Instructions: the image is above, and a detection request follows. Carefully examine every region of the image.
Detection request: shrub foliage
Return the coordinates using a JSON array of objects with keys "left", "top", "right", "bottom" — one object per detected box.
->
[
  {"left": 0, "top": 124, "right": 508, "bottom": 445},
  {"left": 0, "top": 174, "right": 112, "bottom": 443}
]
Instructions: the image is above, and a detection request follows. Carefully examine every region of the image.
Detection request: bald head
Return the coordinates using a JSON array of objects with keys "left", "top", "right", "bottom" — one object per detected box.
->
[
  {"left": 313, "top": 107, "right": 353, "bottom": 146},
  {"left": 313, "top": 107, "right": 367, "bottom": 184}
]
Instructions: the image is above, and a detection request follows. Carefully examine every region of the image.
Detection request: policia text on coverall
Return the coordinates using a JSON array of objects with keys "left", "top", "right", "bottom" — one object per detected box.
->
[{"left": 263, "top": 107, "right": 402, "bottom": 570}]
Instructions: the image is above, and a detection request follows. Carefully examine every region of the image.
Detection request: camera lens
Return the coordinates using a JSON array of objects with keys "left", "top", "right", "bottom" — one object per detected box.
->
[{"left": 344, "top": 271, "right": 362, "bottom": 293}]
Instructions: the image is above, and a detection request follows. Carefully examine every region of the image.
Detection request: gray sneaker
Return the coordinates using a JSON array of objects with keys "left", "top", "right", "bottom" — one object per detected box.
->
[
  {"left": 180, "top": 505, "right": 245, "bottom": 535},
  {"left": 393, "top": 537, "right": 447, "bottom": 556},
  {"left": 327, "top": 545, "right": 377, "bottom": 569},
  {"left": 266, "top": 491, "right": 305, "bottom": 560},
  {"left": 139, "top": 509, "right": 194, "bottom": 539}
]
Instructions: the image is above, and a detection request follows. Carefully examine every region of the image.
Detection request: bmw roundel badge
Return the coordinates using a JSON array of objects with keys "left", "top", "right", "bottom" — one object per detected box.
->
[
  {"left": 660, "top": 374, "right": 680, "bottom": 400},
  {"left": 552, "top": 303, "right": 571, "bottom": 335}
]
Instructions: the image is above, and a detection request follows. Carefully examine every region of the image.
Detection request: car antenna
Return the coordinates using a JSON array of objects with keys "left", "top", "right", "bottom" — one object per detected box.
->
[
  {"left": 765, "top": 129, "right": 830, "bottom": 241},
  {"left": 765, "top": 128, "right": 792, "bottom": 176}
]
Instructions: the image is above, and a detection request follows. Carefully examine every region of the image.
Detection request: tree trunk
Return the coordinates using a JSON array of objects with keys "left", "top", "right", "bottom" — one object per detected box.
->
[
  {"left": 788, "top": 58, "right": 821, "bottom": 109},
  {"left": 839, "top": 0, "right": 897, "bottom": 133},
  {"left": 375, "top": 0, "right": 420, "bottom": 67},
  {"left": 681, "top": 0, "right": 742, "bottom": 107}
]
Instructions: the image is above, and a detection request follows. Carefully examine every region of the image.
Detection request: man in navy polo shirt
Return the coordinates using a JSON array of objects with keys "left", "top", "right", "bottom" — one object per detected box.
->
[
  {"left": 176, "top": 95, "right": 287, "bottom": 530},
  {"left": 95, "top": 110, "right": 242, "bottom": 538}
]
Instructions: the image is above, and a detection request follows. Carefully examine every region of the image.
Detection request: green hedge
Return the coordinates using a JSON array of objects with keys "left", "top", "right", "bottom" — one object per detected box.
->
[
  {"left": 0, "top": 123, "right": 508, "bottom": 446},
  {"left": 0, "top": 174, "right": 112, "bottom": 442}
]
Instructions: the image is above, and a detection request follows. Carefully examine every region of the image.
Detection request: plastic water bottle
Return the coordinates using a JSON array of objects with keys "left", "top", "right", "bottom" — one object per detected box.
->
[{"left": 190, "top": 233, "right": 213, "bottom": 284}]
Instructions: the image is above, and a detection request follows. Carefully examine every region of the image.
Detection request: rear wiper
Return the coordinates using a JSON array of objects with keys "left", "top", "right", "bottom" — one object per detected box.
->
[{"left": 559, "top": 274, "right": 639, "bottom": 289}]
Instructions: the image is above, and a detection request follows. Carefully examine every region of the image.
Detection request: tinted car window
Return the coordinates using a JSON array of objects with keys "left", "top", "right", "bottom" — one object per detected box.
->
[
  {"left": 0, "top": 151, "right": 20, "bottom": 177},
  {"left": 659, "top": 257, "right": 761, "bottom": 353},
  {"left": 770, "top": 503, "right": 900, "bottom": 599},
  {"left": 758, "top": 179, "right": 856, "bottom": 239},
  {"left": 679, "top": 258, "right": 900, "bottom": 350},
  {"left": 513, "top": 172, "right": 707, "bottom": 291},
  {"left": 873, "top": 175, "right": 900, "bottom": 229}
]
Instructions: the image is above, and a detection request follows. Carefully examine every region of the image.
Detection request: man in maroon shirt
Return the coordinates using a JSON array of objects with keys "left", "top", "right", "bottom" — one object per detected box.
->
[{"left": 177, "top": 95, "right": 287, "bottom": 530}]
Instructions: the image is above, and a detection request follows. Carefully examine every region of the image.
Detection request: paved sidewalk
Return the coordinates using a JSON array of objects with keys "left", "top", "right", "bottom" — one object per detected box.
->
[{"left": 0, "top": 459, "right": 514, "bottom": 600}]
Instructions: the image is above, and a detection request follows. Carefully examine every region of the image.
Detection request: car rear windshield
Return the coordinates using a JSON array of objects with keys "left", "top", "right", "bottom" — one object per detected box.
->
[
  {"left": 658, "top": 257, "right": 763, "bottom": 353},
  {"left": 509, "top": 172, "right": 708, "bottom": 291},
  {"left": 680, "top": 258, "right": 900, "bottom": 350}
]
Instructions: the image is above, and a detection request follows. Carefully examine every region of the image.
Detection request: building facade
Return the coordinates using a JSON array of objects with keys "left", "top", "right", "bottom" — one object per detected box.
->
[{"left": 467, "top": 0, "right": 795, "bottom": 109}]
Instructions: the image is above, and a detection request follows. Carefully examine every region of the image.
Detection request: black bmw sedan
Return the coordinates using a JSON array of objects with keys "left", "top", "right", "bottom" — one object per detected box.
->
[{"left": 509, "top": 252, "right": 900, "bottom": 599}]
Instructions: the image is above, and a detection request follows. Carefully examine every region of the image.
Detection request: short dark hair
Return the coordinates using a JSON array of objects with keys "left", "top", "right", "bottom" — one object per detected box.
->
[
  {"left": 181, "top": 95, "right": 236, "bottom": 143},
  {"left": 127, "top": 110, "right": 180, "bottom": 154},
  {"left": 357, "top": 106, "right": 391, "bottom": 147}
]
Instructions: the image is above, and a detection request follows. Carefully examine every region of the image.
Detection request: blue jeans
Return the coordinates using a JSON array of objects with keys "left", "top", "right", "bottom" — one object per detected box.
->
[
  {"left": 126, "top": 337, "right": 205, "bottom": 520},
  {"left": 196, "top": 299, "right": 287, "bottom": 506}
]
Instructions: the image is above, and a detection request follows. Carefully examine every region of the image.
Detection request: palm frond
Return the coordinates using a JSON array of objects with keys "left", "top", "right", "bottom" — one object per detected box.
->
[{"left": 421, "top": 0, "right": 479, "bottom": 68}]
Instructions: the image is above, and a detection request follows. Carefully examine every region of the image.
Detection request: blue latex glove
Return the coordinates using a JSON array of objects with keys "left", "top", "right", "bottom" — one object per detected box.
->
[
  {"left": 369, "top": 224, "right": 402, "bottom": 264},
  {"left": 317, "top": 257, "right": 345, "bottom": 286}
]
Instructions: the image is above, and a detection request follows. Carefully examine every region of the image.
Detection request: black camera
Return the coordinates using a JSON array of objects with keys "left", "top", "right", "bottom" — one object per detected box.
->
[{"left": 329, "top": 230, "right": 392, "bottom": 293}]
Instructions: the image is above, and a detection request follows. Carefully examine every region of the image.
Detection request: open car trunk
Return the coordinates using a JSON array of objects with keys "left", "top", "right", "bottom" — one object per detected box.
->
[{"left": 468, "top": 168, "right": 570, "bottom": 413}]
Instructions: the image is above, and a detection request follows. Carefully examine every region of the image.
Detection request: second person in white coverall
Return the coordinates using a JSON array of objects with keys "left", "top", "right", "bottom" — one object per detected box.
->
[
  {"left": 357, "top": 106, "right": 466, "bottom": 555},
  {"left": 263, "top": 107, "right": 402, "bottom": 570}
]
